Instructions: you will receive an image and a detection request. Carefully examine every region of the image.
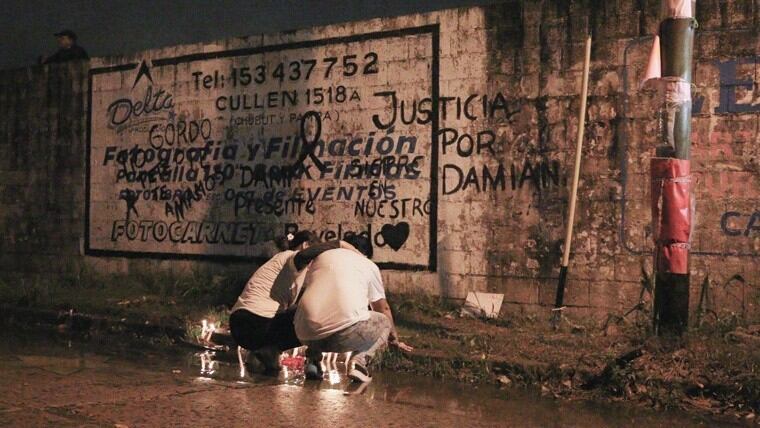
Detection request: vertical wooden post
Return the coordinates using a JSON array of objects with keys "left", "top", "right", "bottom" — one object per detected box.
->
[{"left": 552, "top": 35, "right": 591, "bottom": 326}]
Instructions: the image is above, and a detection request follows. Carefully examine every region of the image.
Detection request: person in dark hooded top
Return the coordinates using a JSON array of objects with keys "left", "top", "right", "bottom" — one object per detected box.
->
[{"left": 43, "top": 29, "right": 89, "bottom": 64}]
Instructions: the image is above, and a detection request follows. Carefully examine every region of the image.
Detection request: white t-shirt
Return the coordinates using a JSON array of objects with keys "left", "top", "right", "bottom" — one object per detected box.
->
[
  {"left": 232, "top": 250, "right": 300, "bottom": 318},
  {"left": 294, "top": 248, "right": 385, "bottom": 341},
  {"left": 270, "top": 253, "right": 307, "bottom": 309}
]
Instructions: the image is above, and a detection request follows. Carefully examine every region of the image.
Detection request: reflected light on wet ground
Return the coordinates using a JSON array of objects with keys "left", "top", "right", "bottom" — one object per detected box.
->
[
  {"left": 228, "top": 346, "right": 352, "bottom": 389},
  {"left": 189, "top": 347, "right": 716, "bottom": 425},
  {"left": 199, "top": 351, "right": 218, "bottom": 377},
  {"left": 0, "top": 330, "right": 735, "bottom": 427}
]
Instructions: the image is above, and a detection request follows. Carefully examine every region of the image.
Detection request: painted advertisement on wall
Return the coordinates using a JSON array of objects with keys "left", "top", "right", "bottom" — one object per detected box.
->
[{"left": 86, "top": 27, "right": 439, "bottom": 269}]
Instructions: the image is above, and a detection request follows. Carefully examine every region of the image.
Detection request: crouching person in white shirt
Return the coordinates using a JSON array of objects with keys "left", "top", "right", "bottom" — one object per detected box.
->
[
  {"left": 229, "top": 231, "right": 319, "bottom": 373},
  {"left": 294, "top": 235, "right": 413, "bottom": 383}
]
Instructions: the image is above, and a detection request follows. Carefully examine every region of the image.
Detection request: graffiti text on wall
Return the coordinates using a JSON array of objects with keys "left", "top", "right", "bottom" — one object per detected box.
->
[
  {"left": 715, "top": 56, "right": 760, "bottom": 114},
  {"left": 721, "top": 211, "right": 760, "bottom": 237},
  {"left": 87, "top": 27, "right": 439, "bottom": 269}
]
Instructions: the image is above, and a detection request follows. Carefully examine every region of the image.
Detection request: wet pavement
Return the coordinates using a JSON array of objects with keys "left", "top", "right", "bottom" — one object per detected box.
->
[{"left": 0, "top": 331, "right": 731, "bottom": 427}]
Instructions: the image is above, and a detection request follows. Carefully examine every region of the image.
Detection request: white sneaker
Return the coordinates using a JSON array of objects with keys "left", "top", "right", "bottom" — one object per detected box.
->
[{"left": 347, "top": 357, "right": 371, "bottom": 383}]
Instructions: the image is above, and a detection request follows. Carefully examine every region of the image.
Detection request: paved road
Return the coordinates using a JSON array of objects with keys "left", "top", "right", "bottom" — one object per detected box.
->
[{"left": 0, "top": 334, "right": 719, "bottom": 427}]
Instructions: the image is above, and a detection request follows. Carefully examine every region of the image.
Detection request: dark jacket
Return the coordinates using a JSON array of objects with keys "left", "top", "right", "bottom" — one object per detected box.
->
[{"left": 44, "top": 45, "right": 89, "bottom": 64}]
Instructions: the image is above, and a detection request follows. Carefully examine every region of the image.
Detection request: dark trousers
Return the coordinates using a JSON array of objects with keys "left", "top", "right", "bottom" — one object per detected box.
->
[{"left": 229, "top": 309, "right": 301, "bottom": 352}]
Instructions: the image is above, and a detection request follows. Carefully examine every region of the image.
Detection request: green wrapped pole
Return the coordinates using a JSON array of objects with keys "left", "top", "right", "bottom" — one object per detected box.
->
[{"left": 652, "top": 0, "right": 696, "bottom": 336}]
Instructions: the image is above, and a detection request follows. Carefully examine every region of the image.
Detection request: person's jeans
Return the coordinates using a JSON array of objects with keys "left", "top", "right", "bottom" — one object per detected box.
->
[{"left": 303, "top": 312, "right": 391, "bottom": 366}]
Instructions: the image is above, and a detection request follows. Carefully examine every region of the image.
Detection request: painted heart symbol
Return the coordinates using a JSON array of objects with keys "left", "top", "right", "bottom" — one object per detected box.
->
[{"left": 380, "top": 222, "right": 410, "bottom": 251}]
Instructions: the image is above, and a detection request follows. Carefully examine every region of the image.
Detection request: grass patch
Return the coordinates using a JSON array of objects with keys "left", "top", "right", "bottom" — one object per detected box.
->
[{"left": 0, "top": 269, "right": 247, "bottom": 326}]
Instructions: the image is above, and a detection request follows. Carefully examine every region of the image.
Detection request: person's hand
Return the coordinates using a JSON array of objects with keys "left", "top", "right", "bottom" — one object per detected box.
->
[{"left": 390, "top": 338, "right": 414, "bottom": 353}]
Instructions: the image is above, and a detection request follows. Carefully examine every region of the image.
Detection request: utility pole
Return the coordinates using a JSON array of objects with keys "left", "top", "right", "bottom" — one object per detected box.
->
[{"left": 651, "top": 0, "right": 696, "bottom": 335}]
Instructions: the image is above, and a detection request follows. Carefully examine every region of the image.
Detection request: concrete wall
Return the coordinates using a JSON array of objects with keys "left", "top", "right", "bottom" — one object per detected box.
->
[{"left": 1, "top": 1, "right": 758, "bottom": 320}]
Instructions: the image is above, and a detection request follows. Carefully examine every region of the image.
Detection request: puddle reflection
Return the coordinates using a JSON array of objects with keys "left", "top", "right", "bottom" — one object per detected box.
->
[
  {"left": 195, "top": 347, "right": 360, "bottom": 391},
  {"left": 0, "top": 330, "right": 730, "bottom": 428},
  {"left": 198, "top": 351, "right": 217, "bottom": 377}
]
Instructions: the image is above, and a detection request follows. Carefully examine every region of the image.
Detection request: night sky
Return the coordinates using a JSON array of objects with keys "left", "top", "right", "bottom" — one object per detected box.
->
[{"left": 0, "top": 0, "right": 503, "bottom": 70}]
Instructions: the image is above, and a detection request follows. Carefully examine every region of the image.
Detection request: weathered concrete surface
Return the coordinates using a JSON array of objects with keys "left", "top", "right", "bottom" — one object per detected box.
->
[
  {"left": 0, "top": 336, "right": 719, "bottom": 428},
  {"left": 0, "top": 1, "right": 758, "bottom": 320}
]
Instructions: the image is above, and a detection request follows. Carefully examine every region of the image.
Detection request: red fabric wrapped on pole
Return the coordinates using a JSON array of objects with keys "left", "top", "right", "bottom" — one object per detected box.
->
[{"left": 651, "top": 157, "right": 691, "bottom": 274}]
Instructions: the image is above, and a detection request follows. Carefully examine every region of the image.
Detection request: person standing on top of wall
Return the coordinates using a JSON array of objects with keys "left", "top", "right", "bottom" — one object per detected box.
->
[
  {"left": 293, "top": 234, "right": 413, "bottom": 383},
  {"left": 42, "top": 29, "right": 89, "bottom": 64}
]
